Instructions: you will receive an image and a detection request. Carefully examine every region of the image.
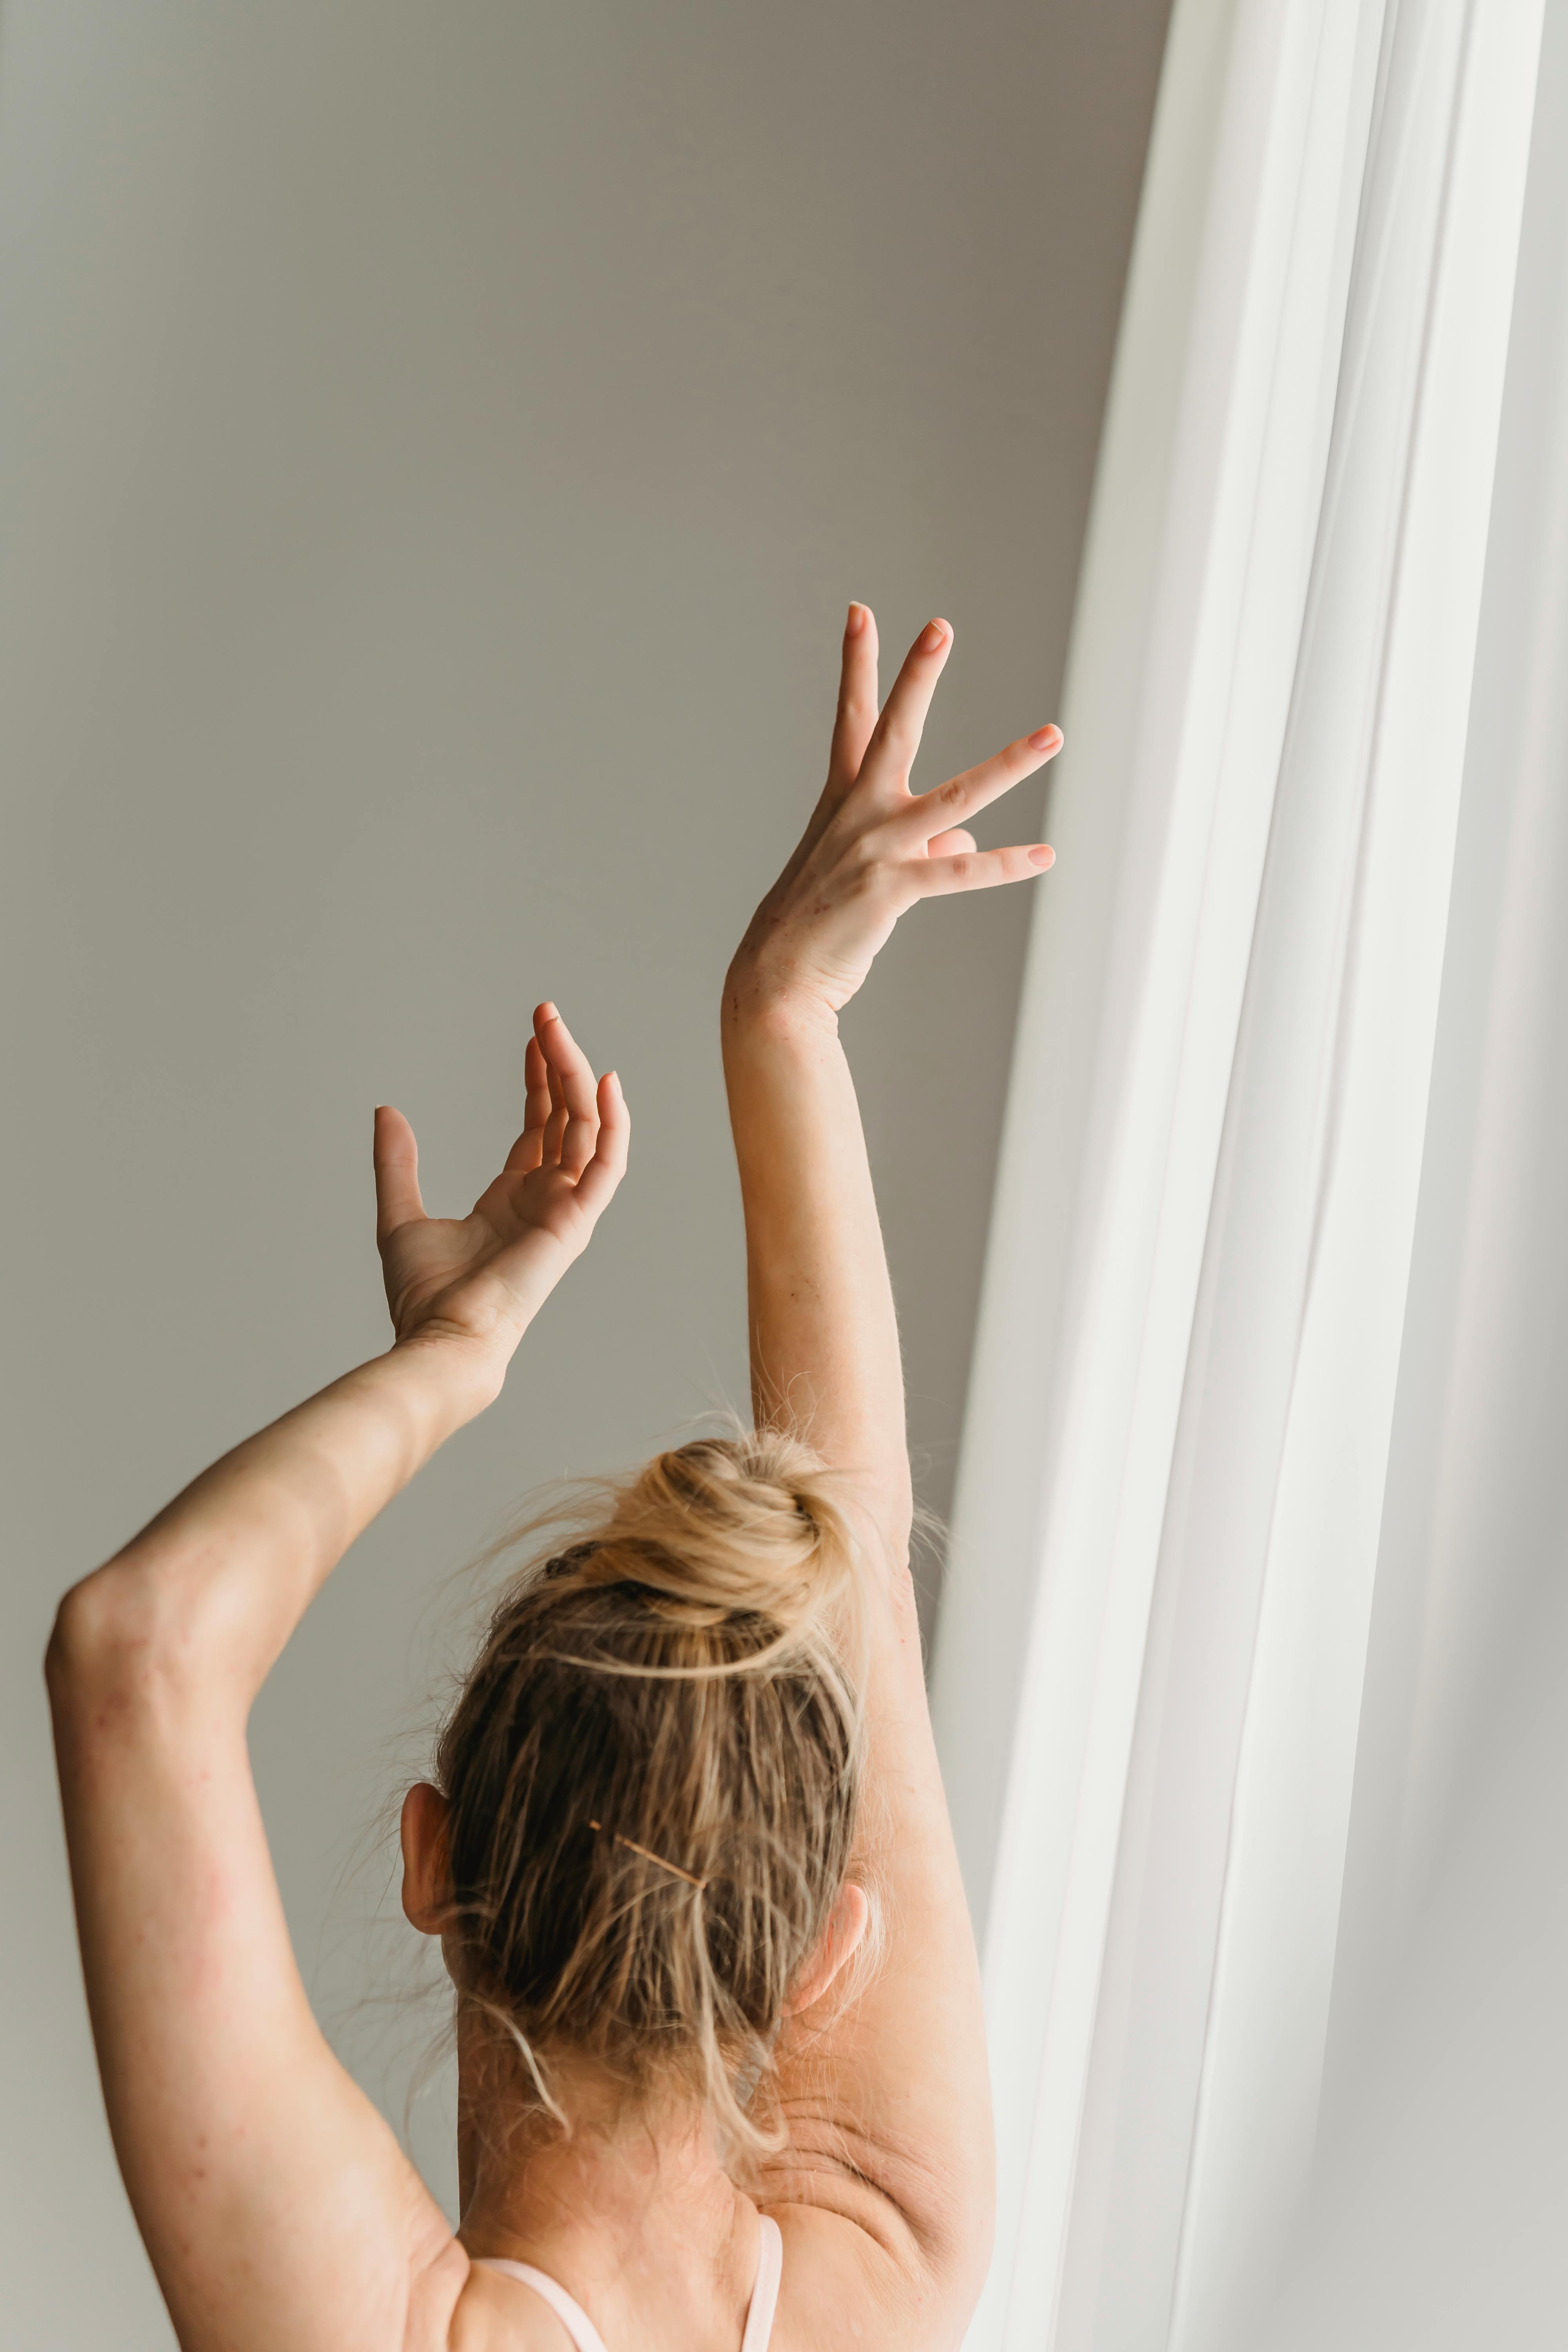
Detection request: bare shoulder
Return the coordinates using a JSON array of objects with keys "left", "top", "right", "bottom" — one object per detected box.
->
[{"left": 420, "top": 2238, "right": 576, "bottom": 2352}]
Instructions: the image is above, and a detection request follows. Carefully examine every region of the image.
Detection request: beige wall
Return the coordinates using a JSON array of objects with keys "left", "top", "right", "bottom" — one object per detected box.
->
[{"left": 0, "top": 2, "right": 1169, "bottom": 2339}]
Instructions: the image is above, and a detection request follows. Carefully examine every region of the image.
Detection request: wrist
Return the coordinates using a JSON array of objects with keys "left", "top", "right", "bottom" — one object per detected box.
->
[
  {"left": 721, "top": 955, "right": 840, "bottom": 1049},
  {"left": 387, "top": 1325, "right": 514, "bottom": 1424}
]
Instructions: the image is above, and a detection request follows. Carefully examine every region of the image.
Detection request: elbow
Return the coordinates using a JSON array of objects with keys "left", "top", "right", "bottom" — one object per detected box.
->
[
  {"left": 46, "top": 1558, "right": 214, "bottom": 1726},
  {"left": 46, "top": 1569, "right": 143, "bottom": 1711}
]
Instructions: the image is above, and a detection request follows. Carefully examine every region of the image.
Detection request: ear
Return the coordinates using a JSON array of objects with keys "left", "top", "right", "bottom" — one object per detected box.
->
[
  {"left": 782, "top": 1880, "right": 871, "bottom": 2017},
  {"left": 400, "top": 1780, "right": 452, "bottom": 1935}
]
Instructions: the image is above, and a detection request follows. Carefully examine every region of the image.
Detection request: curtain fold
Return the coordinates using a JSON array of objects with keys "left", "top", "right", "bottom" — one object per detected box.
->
[{"left": 929, "top": 2, "right": 1546, "bottom": 2345}]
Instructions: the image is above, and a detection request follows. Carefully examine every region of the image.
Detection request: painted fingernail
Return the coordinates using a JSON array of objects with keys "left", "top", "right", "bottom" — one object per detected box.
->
[
  {"left": 920, "top": 619, "right": 949, "bottom": 653},
  {"left": 1028, "top": 724, "right": 1063, "bottom": 752},
  {"left": 1029, "top": 845, "right": 1055, "bottom": 868}
]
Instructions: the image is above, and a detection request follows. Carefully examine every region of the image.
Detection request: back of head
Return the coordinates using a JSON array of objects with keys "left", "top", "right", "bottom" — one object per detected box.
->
[{"left": 434, "top": 1429, "right": 867, "bottom": 2159}]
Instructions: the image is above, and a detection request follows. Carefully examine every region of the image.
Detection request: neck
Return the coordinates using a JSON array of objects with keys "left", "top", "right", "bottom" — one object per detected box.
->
[{"left": 455, "top": 2038, "right": 748, "bottom": 2279}]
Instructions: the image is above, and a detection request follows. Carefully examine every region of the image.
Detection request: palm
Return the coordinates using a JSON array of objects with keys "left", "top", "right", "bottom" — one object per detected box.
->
[{"left": 374, "top": 1005, "right": 627, "bottom": 1354}]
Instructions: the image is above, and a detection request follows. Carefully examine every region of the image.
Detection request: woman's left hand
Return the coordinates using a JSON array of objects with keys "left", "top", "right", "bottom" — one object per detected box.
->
[{"left": 373, "top": 1001, "right": 628, "bottom": 1368}]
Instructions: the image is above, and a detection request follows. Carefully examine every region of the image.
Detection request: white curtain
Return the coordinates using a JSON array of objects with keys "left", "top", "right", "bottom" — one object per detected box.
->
[{"left": 928, "top": 2, "right": 1548, "bottom": 2346}]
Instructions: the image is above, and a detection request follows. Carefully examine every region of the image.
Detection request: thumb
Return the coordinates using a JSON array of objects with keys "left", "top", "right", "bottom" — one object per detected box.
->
[{"left": 373, "top": 1105, "right": 426, "bottom": 1242}]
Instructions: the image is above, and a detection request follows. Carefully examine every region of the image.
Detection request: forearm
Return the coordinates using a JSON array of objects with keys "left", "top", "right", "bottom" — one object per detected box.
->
[
  {"left": 721, "top": 971, "right": 912, "bottom": 1555},
  {"left": 51, "top": 1334, "right": 500, "bottom": 1716},
  {"left": 51, "top": 1006, "right": 628, "bottom": 1731}
]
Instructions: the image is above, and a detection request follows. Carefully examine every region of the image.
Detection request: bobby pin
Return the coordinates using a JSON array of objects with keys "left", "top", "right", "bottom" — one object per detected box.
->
[{"left": 587, "top": 1820, "right": 710, "bottom": 1892}]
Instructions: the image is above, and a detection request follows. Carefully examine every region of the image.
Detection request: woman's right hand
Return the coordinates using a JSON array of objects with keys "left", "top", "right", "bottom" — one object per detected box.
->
[
  {"left": 724, "top": 604, "right": 1062, "bottom": 1025},
  {"left": 373, "top": 1001, "right": 628, "bottom": 1374}
]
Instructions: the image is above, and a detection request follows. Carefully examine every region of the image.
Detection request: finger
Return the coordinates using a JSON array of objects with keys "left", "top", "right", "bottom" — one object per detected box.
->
[
  {"left": 502, "top": 1035, "right": 552, "bottom": 1174},
  {"left": 825, "top": 603, "right": 880, "bottom": 798},
  {"left": 543, "top": 1062, "right": 569, "bottom": 1163},
  {"left": 525, "top": 1031, "right": 553, "bottom": 1133},
  {"left": 885, "top": 723, "right": 1063, "bottom": 848},
  {"left": 910, "top": 841, "right": 1055, "bottom": 897},
  {"left": 926, "top": 826, "right": 978, "bottom": 858},
  {"left": 793, "top": 605, "right": 882, "bottom": 863},
  {"left": 538, "top": 1005, "right": 601, "bottom": 1177},
  {"left": 856, "top": 617, "right": 953, "bottom": 801},
  {"left": 372, "top": 1105, "right": 425, "bottom": 1242},
  {"left": 570, "top": 1071, "right": 631, "bottom": 1221},
  {"left": 534, "top": 1002, "right": 570, "bottom": 1163}
]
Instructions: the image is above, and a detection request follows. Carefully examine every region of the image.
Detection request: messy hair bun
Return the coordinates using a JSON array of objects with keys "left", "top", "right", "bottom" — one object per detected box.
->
[{"left": 433, "top": 1430, "right": 868, "bottom": 2160}]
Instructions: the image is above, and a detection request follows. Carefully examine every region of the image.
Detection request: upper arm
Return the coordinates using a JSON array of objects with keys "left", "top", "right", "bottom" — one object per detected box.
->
[
  {"left": 723, "top": 1015, "right": 994, "bottom": 2333},
  {"left": 47, "top": 1574, "right": 464, "bottom": 2352},
  {"left": 759, "top": 1548, "right": 996, "bottom": 2349}
]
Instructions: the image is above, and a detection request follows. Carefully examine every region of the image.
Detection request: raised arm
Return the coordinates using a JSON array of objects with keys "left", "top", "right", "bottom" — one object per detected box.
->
[
  {"left": 47, "top": 1006, "right": 626, "bottom": 2352},
  {"left": 725, "top": 605, "right": 1060, "bottom": 2344}
]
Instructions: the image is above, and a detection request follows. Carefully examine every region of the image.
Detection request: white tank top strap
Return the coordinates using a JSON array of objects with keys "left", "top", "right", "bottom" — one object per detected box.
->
[
  {"left": 471, "top": 2259, "right": 611, "bottom": 2352},
  {"left": 742, "top": 2214, "right": 784, "bottom": 2352},
  {"left": 473, "top": 2212, "right": 784, "bottom": 2352}
]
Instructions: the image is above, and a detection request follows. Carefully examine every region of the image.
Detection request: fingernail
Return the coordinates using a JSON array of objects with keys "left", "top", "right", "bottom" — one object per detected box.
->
[
  {"left": 1028, "top": 724, "right": 1063, "bottom": 752},
  {"left": 1029, "top": 845, "right": 1055, "bottom": 869},
  {"left": 846, "top": 603, "right": 866, "bottom": 637},
  {"left": 920, "top": 619, "right": 949, "bottom": 653}
]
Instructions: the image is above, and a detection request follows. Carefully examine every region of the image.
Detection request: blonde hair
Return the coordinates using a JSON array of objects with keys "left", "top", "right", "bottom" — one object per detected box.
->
[{"left": 433, "top": 1429, "right": 867, "bottom": 2161}]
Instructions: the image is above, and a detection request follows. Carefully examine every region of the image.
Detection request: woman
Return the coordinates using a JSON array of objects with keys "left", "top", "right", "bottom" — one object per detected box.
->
[{"left": 48, "top": 606, "right": 1061, "bottom": 2352}]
